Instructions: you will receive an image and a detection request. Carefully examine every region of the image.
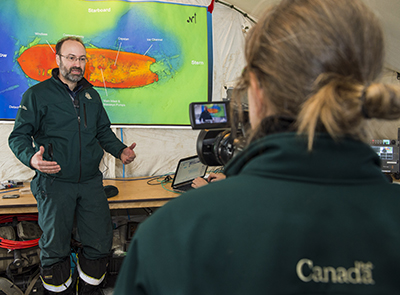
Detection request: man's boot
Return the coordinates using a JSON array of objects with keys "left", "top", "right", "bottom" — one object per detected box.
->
[
  {"left": 40, "top": 258, "right": 75, "bottom": 295},
  {"left": 77, "top": 277, "right": 104, "bottom": 295},
  {"left": 76, "top": 252, "right": 108, "bottom": 295},
  {"left": 43, "top": 284, "right": 75, "bottom": 295}
]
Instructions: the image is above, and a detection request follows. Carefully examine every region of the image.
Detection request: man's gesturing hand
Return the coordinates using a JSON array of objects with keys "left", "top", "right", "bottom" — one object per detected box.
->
[
  {"left": 30, "top": 146, "right": 61, "bottom": 174},
  {"left": 121, "top": 143, "right": 137, "bottom": 165}
]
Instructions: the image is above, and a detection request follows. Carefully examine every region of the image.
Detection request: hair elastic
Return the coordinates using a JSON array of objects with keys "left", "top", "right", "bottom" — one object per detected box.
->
[{"left": 360, "top": 83, "right": 370, "bottom": 119}]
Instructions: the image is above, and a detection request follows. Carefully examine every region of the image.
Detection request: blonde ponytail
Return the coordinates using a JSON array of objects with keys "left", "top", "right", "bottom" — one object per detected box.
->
[
  {"left": 297, "top": 78, "right": 400, "bottom": 150},
  {"left": 297, "top": 76, "right": 365, "bottom": 150}
]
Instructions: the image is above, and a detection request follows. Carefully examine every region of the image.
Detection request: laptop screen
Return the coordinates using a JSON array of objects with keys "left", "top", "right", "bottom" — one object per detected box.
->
[{"left": 172, "top": 156, "right": 208, "bottom": 187}]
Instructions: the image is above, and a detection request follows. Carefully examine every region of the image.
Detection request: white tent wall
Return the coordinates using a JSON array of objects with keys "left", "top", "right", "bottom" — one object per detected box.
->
[{"left": 1, "top": 0, "right": 400, "bottom": 183}]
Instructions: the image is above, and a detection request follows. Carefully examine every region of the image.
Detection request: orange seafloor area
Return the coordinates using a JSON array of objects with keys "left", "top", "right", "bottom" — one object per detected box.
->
[{"left": 17, "top": 44, "right": 158, "bottom": 88}]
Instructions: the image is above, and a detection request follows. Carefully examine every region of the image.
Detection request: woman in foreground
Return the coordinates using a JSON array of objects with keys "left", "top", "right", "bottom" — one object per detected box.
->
[{"left": 115, "top": 0, "right": 400, "bottom": 294}]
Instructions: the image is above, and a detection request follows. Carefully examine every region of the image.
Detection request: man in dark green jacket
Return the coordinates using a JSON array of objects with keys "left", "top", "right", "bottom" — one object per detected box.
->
[{"left": 9, "top": 36, "right": 136, "bottom": 295}]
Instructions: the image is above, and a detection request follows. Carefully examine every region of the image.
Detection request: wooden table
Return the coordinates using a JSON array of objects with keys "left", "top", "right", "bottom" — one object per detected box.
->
[{"left": 0, "top": 177, "right": 179, "bottom": 214}]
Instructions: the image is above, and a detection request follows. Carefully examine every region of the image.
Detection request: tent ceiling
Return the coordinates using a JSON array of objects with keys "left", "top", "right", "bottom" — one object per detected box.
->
[{"left": 221, "top": 0, "right": 400, "bottom": 73}]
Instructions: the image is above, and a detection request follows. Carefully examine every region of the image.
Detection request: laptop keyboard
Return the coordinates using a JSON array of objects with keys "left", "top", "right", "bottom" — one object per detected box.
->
[{"left": 175, "top": 183, "right": 194, "bottom": 192}]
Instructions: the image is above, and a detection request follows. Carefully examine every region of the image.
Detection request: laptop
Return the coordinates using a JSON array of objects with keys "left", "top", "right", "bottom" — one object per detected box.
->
[{"left": 171, "top": 155, "right": 208, "bottom": 193}]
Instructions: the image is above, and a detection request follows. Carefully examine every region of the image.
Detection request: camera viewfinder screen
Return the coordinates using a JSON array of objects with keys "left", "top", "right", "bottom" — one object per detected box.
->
[{"left": 194, "top": 103, "right": 228, "bottom": 125}]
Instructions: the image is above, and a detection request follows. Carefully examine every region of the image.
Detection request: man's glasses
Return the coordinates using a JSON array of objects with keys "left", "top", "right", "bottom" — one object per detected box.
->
[{"left": 58, "top": 54, "right": 88, "bottom": 63}]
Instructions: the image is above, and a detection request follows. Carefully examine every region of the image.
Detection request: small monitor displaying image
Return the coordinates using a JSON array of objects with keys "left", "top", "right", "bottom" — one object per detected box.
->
[
  {"left": 189, "top": 101, "right": 229, "bottom": 129},
  {"left": 371, "top": 146, "right": 394, "bottom": 160}
]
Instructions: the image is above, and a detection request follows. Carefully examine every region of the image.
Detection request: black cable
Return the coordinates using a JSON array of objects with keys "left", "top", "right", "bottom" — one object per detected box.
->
[
  {"left": 215, "top": 0, "right": 257, "bottom": 23},
  {"left": 146, "top": 174, "right": 173, "bottom": 185},
  {"left": 147, "top": 176, "right": 162, "bottom": 185}
]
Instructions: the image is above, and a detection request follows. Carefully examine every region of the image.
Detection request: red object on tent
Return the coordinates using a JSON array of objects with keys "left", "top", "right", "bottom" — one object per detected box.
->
[{"left": 208, "top": 0, "right": 215, "bottom": 13}]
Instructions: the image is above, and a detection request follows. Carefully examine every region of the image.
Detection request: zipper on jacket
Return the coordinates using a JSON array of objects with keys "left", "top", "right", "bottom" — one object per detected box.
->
[
  {"left": 72, "top": 96, "right": 81, "bottom": 125},
  {"left": 78, "top": 122, "right": 82, "bottom": 182},
  {"left": 72, "top": 97, "right": 82, "bottom": 183}
]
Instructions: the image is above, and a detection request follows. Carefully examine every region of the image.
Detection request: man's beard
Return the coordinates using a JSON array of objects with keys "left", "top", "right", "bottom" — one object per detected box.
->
[{"left": 60, "top": 61, "right": 84, "bottom": 83}]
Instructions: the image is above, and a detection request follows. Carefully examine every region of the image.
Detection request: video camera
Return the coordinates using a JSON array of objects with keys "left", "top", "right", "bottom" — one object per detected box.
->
[{"left": 189, "top": 100, "right": 247, "bottom": 166}]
